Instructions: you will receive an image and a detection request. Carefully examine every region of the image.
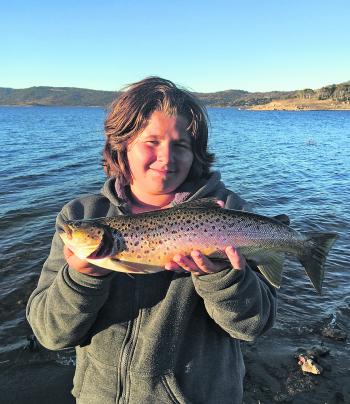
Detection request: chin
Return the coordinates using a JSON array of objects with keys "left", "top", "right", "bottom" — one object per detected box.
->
[
  {"left": 151, "top": 183, "right": 178, "bottom": 195},
  {"left": 148, "top": 175, "right": 186, "bottom": 195}
]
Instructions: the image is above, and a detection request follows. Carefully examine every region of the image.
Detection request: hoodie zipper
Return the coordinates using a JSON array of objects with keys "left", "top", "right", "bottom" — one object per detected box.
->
[{"left": 117, "top": 278, "right": 141, "bottom": 403}]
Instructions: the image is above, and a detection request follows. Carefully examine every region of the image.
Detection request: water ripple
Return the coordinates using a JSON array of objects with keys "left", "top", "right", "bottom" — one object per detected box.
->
[{"left": 1, "top": 106, "right": 349, "bottom": 353}]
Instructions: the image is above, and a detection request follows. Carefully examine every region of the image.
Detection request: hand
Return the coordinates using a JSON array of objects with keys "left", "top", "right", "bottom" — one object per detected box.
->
[
  {"left": 165, "top": 245, "right": 246, "bottom": 276},
  {"left": 63, "top": 245, "right": 111, "bottom": 277}
]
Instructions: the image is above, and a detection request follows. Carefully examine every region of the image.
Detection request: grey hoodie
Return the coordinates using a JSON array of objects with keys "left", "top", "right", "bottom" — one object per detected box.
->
[{"left": 26, "top": 173, "right": 277, "bottom": 404}]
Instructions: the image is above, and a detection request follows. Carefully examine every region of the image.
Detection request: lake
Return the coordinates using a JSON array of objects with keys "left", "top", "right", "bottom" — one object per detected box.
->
[{"left": 0, "top": 106, "right": 349, "bottom": 354}]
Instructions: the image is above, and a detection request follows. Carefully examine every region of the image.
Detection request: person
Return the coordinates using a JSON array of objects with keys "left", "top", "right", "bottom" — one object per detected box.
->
[{"left": 26, "top": 77, "right": 277, "bottom": 404}]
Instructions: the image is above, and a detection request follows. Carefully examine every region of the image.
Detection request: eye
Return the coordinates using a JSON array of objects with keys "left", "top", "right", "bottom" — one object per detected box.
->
[
  {"left": 145, "top": 140, "right": 159, "bottom": 145},
  {"left": 175, "top": 142, "right": 191, "bottom": 149}
]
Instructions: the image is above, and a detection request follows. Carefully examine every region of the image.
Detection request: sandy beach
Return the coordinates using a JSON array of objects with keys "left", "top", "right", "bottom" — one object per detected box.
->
[{"left": 1, "top": 324, "right": 348, "bottom": 404}]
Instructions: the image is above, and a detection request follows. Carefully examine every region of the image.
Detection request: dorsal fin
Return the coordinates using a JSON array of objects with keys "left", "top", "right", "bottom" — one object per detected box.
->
[
  {"left": 272, "top": 214, "right": 290, "bottom": 226},
  {"left": 172, "top": 197, "right": 222, "bottom": 210}
]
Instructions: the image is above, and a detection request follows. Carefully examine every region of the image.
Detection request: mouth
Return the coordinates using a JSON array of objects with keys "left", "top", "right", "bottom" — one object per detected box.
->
[
  {"left": 150, "top": 168, "right": 176, "bottom": 175},
  {"left": 87, "top": 230, "right": 114, "bottom": 260}
]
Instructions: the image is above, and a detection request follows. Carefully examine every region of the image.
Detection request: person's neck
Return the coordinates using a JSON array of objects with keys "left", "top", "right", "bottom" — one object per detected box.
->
[{"left": 128, "top": 185, "right": 175, "bottom": 213}]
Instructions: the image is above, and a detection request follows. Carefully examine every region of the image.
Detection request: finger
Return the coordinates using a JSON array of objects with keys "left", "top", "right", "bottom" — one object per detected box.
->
[
  {"left": 173, "top": 254, "right": 199, "bottom": 273},
  {"left": 165, "top": 261, "right": 182, "bottom": 271},
  {"left": 63, "top": 245, "right": 74, "bottom": 260},
  {"left": 216, "top": 200, "right": 225, "bottom": 208},
  {"left": 225, "top": 246, "right": 246, "bottom": 270},
  {"left": 192, "top": 250, "right": 231, "bottom": 274},
  {"left": 190, "top": 250, "right": 215, "bottom": 273}
]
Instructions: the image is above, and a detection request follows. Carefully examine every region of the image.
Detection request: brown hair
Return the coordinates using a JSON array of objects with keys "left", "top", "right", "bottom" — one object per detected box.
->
[{"left": 103, "top": 76, "right": 214, "bottom": 188}]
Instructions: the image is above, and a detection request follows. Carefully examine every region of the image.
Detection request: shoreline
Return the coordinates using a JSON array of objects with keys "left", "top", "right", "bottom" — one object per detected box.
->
[
  {"left": 0, "top": 327, "right": 348, "bottom": 403},
  {"left": 1, "top": 100, "right": 350, "bottom": 111},
  {"left": 0, "top": 104, "right": 104, "bottom": 108},
  {"left": 246, "top": 98, "right": 350, "bottom": 111}
]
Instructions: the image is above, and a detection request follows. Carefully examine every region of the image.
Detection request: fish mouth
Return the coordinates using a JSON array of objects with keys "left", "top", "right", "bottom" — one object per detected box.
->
[
  {"left": 62, "top": 224, "right": 73, "bottom": 240},
  {"left": 87, "top": 230, "right": 114, "bottom": 260}
]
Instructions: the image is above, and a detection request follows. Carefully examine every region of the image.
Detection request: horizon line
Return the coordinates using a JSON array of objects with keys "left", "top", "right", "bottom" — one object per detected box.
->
[{"left": 1, "top": 79, "right": 349, "bottom": 95}]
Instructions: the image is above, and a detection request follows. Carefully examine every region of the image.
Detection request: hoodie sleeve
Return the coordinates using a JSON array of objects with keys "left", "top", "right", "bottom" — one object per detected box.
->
[
  {"left": 26, "top": 208, "right": 115, "bottom": 350},
  {"left": 192, "top": 266, "right": 277, "bottom": 341}
]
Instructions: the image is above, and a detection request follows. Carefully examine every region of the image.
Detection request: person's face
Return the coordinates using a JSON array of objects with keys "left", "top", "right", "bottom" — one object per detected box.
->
[{"left": 127, "top": 111, "right": 194, "bottom": 196}]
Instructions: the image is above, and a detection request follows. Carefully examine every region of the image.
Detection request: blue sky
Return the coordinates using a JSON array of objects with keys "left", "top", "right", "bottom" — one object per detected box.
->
[{"left": 1, "top": 0, "right": 349, "bottom": 92}]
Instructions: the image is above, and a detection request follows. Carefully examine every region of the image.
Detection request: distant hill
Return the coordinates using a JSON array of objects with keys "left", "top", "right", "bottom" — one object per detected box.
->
[
  {"left": 0, "top": 86, "right": 119, "bottom": 106},
  {"left": 193, "top": 89, "right": 298, "bottom": 107},
  {"left": 249, "top": 81, "right": 350, "bottom": 110},
  {"left": 0, "top": 81, "right": 349, "bottom": 108}
]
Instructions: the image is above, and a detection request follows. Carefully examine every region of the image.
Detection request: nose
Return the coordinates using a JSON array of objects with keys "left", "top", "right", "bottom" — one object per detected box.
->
[{"left": 157, "top": 142, "right": 175, "bottom": 164}]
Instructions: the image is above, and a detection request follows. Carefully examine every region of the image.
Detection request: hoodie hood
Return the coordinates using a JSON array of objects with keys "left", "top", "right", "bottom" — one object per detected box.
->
[{"left": 100, "top": 171, "right": 229, "bottom": 211}]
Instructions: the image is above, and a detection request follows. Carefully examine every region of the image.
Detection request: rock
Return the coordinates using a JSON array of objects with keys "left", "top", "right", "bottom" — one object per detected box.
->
[
  {"left": 322, "top": 327, "right": 347, "bottom": 341},
  {"left": 295, "top": 347, "right": 306, "bottom": 357},
  {"left": 24, "top": 334, "right": 40, "bottom": 352},
  {"left": 273, "top": 392, "right": 292, "bottom": 402},
  {"left": 306, "top": 344, "right": 330, "bottom": 357},
  {"left": 297, "top": 355, "right": 323, "bottom": 375}
]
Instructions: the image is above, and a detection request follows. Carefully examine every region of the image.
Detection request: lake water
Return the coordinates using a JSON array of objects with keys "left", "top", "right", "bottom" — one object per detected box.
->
[{"left": 0, "top": 106, "right": 349, "bottom": 354}]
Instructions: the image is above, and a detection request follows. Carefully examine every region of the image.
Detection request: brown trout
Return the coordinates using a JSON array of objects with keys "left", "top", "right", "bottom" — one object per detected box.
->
[{"left": 59, "top": 199, "right": 337, "bottom": 293}]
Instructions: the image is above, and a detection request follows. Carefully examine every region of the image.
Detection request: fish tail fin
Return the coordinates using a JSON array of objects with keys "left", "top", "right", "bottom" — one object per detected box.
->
[{"left": 298, "top": 232, "right": 338, "bottom": 294}]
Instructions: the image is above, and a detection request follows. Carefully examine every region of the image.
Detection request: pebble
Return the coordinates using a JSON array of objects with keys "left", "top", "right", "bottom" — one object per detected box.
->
[{"left": 297, "top": 355, "right": 323, "bottom": 375}]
